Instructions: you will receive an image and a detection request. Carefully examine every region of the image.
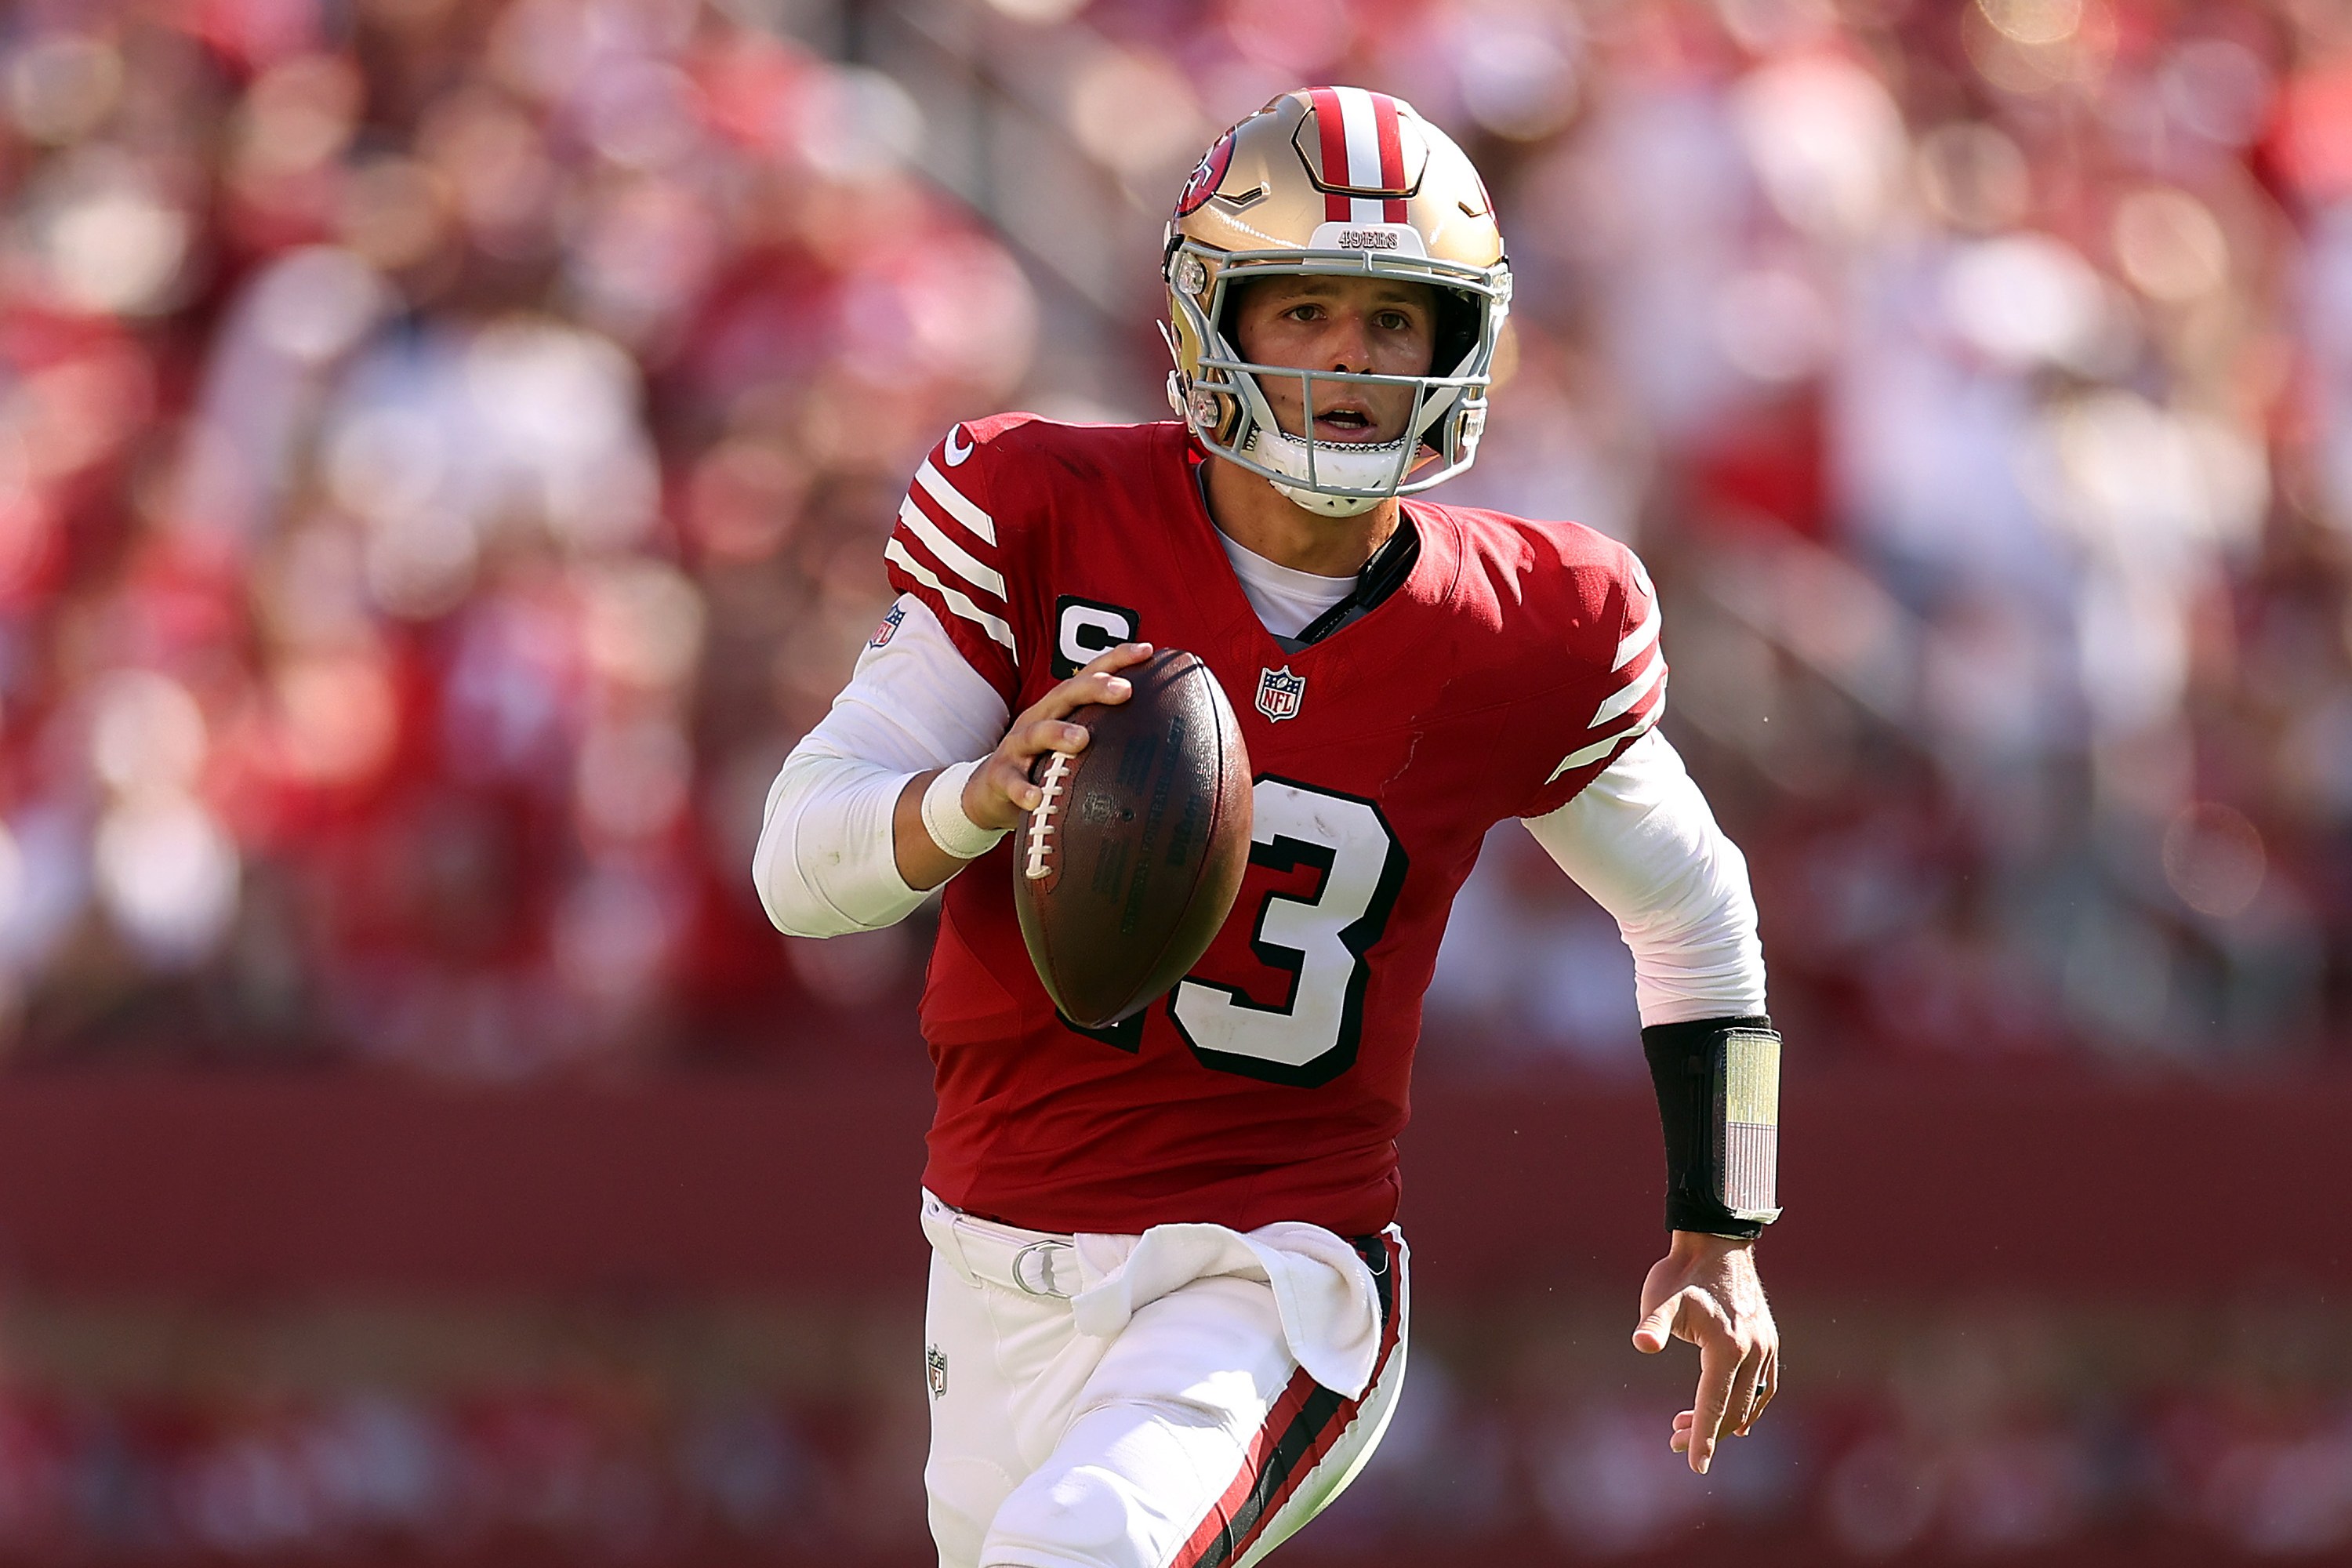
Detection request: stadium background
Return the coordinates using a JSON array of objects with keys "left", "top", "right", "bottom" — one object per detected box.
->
[{"left": 0, "top": 0, "right": 2347, "bottom": 1561}]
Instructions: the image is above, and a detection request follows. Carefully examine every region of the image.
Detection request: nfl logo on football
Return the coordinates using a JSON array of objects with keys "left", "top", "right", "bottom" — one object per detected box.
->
[{"left": 1255, "top": 666, "right": 1305, "bottom": 722}]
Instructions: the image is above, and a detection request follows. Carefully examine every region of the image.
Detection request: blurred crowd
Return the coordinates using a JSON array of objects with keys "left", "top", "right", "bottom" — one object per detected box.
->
[
  {"left": 0, "top": 0, "right": 1015, "bottom": 1071},
  {"left": 5, "top": 0, "right": 2352, "bottom": 1071},
  {"left": 0, "top": 1304, "right": 2346, "bottom": 1562},
  {"left": 1401, "top": 0, "right": 2352, "bottom": 1067}
]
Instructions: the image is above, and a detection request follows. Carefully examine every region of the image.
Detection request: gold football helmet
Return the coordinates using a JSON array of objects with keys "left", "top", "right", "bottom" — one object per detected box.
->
[{"left": 1163, "top": 87, "right": 1512, "bottom": 517}]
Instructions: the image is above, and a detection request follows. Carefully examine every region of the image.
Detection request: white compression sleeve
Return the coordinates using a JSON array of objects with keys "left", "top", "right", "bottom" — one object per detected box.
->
[
  {"left": 752, "top": 597, "right": 1013, "bottom": 938},
  {"left": 1521, "top": 730, "right": 1766, "bottom": 1026}
]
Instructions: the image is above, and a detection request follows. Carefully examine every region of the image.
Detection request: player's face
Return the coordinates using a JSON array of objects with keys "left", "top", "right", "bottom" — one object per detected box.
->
[{"left": 1229, "top": 276, "right": 1438, "bottom": 446}]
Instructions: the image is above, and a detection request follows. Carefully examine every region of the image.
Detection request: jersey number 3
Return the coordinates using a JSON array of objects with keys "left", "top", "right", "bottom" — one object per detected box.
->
[{"left": 1170, "top": 778, "right": 1408, "bottom": 1087}]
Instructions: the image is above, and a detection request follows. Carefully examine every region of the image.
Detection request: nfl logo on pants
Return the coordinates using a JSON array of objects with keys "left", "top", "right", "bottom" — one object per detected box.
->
[{"left": 1255, "top": 666, "right": 1305, "bottom": 722}]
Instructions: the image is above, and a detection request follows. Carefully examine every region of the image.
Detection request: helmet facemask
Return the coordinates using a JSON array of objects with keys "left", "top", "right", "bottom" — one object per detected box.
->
[{"left": 1165, "top": 238, "right": 1509, "bottom": 517}]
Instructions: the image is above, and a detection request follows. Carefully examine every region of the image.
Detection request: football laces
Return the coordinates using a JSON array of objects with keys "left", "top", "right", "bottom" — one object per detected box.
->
[{"left": 1024, "top": 751, "right": 1076, "bottom": 881}]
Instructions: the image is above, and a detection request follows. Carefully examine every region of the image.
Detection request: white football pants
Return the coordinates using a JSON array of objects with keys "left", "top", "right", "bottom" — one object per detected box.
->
[{"left": 919, "top": 1191, "right": 1410, "bottom": 1568}]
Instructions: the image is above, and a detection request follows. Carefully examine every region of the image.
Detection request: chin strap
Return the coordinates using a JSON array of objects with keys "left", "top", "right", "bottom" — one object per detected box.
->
[
  {"left": 1272, "top": 481, "right": 1382, "bottom": 519},
  {"left": 1240, "top": 420, "right": 1404, "bottom": 518}
]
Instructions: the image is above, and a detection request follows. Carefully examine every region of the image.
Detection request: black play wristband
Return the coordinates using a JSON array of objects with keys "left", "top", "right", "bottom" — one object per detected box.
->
[{"left": 1641, "top": 1014, "right": 1782, "bottom": 1240}]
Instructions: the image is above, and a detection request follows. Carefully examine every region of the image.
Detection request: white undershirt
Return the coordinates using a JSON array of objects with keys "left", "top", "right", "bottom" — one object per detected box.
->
[
  {"left": 752, "top": 595, "right": 1766, "bottom": 1027},
  {"left": 1214, "top": 529, "right": 1353, "bottom": 640}
]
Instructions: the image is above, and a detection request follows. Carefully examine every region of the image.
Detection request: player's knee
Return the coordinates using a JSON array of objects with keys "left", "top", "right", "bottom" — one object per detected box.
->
[{"left": 987, "top": 1461, "right": 1165, "bottom": 1568}]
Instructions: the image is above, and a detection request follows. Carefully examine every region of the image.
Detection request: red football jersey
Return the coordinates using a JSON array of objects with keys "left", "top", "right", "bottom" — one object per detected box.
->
[{"left": 884, "top": 416, "right": 1665, "bottom": 1236}]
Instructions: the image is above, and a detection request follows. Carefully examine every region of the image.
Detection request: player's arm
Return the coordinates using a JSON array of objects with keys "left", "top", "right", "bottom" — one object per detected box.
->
[
  {"left": 750, "top": 595, "right": 1150, "bottom": 935},
  {"left": 758, "top": 419, "right": 1062, "bottom": 935},
  {"left": 1523, "top": 728, "right": 1765, "bottom": 1029},
  {"left": 886, "top": 640, "right": 1154, "bottom": 892},
  {"left": 752, "top": 597, "right": 1002, "bottom": 937},
  {"left": 1523, "top": 728, "right": 1778, "bottom": 1474}
]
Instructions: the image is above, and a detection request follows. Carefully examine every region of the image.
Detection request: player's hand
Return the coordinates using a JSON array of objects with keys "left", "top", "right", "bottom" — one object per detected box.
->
[
  {"left": 1632, "top": 1231, "right": 1777, "bottom": 1475},
  {"left": 961, "top": 643, "right": 1156, "bottom": 832}
]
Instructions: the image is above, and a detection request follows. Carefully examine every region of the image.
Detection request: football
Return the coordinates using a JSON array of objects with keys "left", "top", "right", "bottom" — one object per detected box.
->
[{"left": 1012, "top": 649, "right": 1254, "bottom": 1029}]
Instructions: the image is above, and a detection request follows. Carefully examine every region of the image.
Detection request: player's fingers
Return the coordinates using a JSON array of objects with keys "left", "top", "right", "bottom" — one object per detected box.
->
[
  {"left": 985, "top": 755, "right": 1046, "bottom": 814},
  {"left": 993, "top": 726, "right": 1085, "bottom": 796},
  {"left": 989, "top": 660, "right": 1143, "bottom": 811},
  {"left": 1074, "top": 641, "right": 1153, "bottom": 679},
  {"left": 1026, "top": 718, "right": 1091, "bottom": 756},
  {"left": 1033, "top": 646, "right": 1150, "bottom": 715},
  {"left": 1025, "top": 671, "right": 1133, "bottom": 727},
  {"left": 1742, "top": 1347, "right": 1780, "bottom": 1434},
  {"left": 1632, "top": 1290, "right": 1686, "bottom": 1355},
  {"left": 1732, "top": 1345, "right": 1774, "bottom": 1436},
  {"left": 1015, "top": 648, "right": 1149, "bottom": 728},
  {"left": 1724, "top": 1342, "right": 1767, "bottom": 1439},
  {"left": 1079, "top": 670, "right": 1136, "bottom": 706},
  {"left": 1686, "top": 1332, "right": 1743, "bottom": 1475}
]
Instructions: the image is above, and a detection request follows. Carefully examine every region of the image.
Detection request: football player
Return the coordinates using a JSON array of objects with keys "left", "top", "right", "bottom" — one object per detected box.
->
[{"left": 756, "top": 87, "right": 1777, "bottom": 1567}]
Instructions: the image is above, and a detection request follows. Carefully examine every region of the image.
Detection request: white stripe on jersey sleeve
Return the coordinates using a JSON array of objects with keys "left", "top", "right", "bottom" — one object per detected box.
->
[
  {"left": 1547, "top": 702, "right": 1663, "bottom": 782},
  {"left": 1544, "top": 572, "right": 1671, "bottom": 785},
  {"left": 1614, "top": 605, "right": 1661, "bottom": 670},
  {"left": 884, "top": 538, "right": 1016, "bottom": 653},
  {"left": 897, "top": 496, "right": 1008, "bottom": 599},
  {"left": 1589, "top": 653, "right": 1666, "bottom": 729},
  {"left": 913, "top": 459, "right": 997, "bottom": 546}
]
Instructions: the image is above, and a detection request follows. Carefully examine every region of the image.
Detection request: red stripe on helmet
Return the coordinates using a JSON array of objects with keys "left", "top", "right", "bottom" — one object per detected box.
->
[
  {"left": 1311, "top": 87, "right": 1350, "bottom": 221},
  {"left": 1374, "top": 93, "right": 1408, "bottom": 220}
]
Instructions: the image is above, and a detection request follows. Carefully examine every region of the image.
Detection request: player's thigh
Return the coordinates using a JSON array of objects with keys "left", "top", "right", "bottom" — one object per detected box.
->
[
  {"left": 925, "top": 1252, "right": 1038, "bottom": 1568},
  {"left": 978, "top": 1273, "right": 1302, "bottom": 1568}
]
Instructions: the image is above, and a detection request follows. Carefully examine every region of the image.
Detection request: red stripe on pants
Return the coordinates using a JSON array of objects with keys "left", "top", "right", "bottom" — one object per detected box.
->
[
  {"left": 1172, "top": 1368, "right": 1320, "bottom": 1568},
  {"left": 1175, "top": 1234, "right": 1407, "bottom": 1567}
]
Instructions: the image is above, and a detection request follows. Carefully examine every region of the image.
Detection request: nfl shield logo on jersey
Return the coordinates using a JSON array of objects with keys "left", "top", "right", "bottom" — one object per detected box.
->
[
  {"left": 1255, "top": 666, "right": 1305, "bottom": 722},
  {"left": 868, "top": 603, "right": 905, "bottom": 648}
]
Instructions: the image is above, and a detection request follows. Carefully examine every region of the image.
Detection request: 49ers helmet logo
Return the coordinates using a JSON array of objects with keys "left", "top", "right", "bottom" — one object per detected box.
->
[{"left": 1174, "top": 128, "right": 1236, "bottom": 217}]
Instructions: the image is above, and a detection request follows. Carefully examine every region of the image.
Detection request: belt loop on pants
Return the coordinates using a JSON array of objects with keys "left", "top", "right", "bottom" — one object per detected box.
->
[{"left": 920, "top": 1189, "right": 981, "bottom": 1287}]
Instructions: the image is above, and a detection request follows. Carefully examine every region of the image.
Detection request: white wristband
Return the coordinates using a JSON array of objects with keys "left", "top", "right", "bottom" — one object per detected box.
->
[{"left": 920, "top": 760, "right": 1009, "bottom": 862}]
